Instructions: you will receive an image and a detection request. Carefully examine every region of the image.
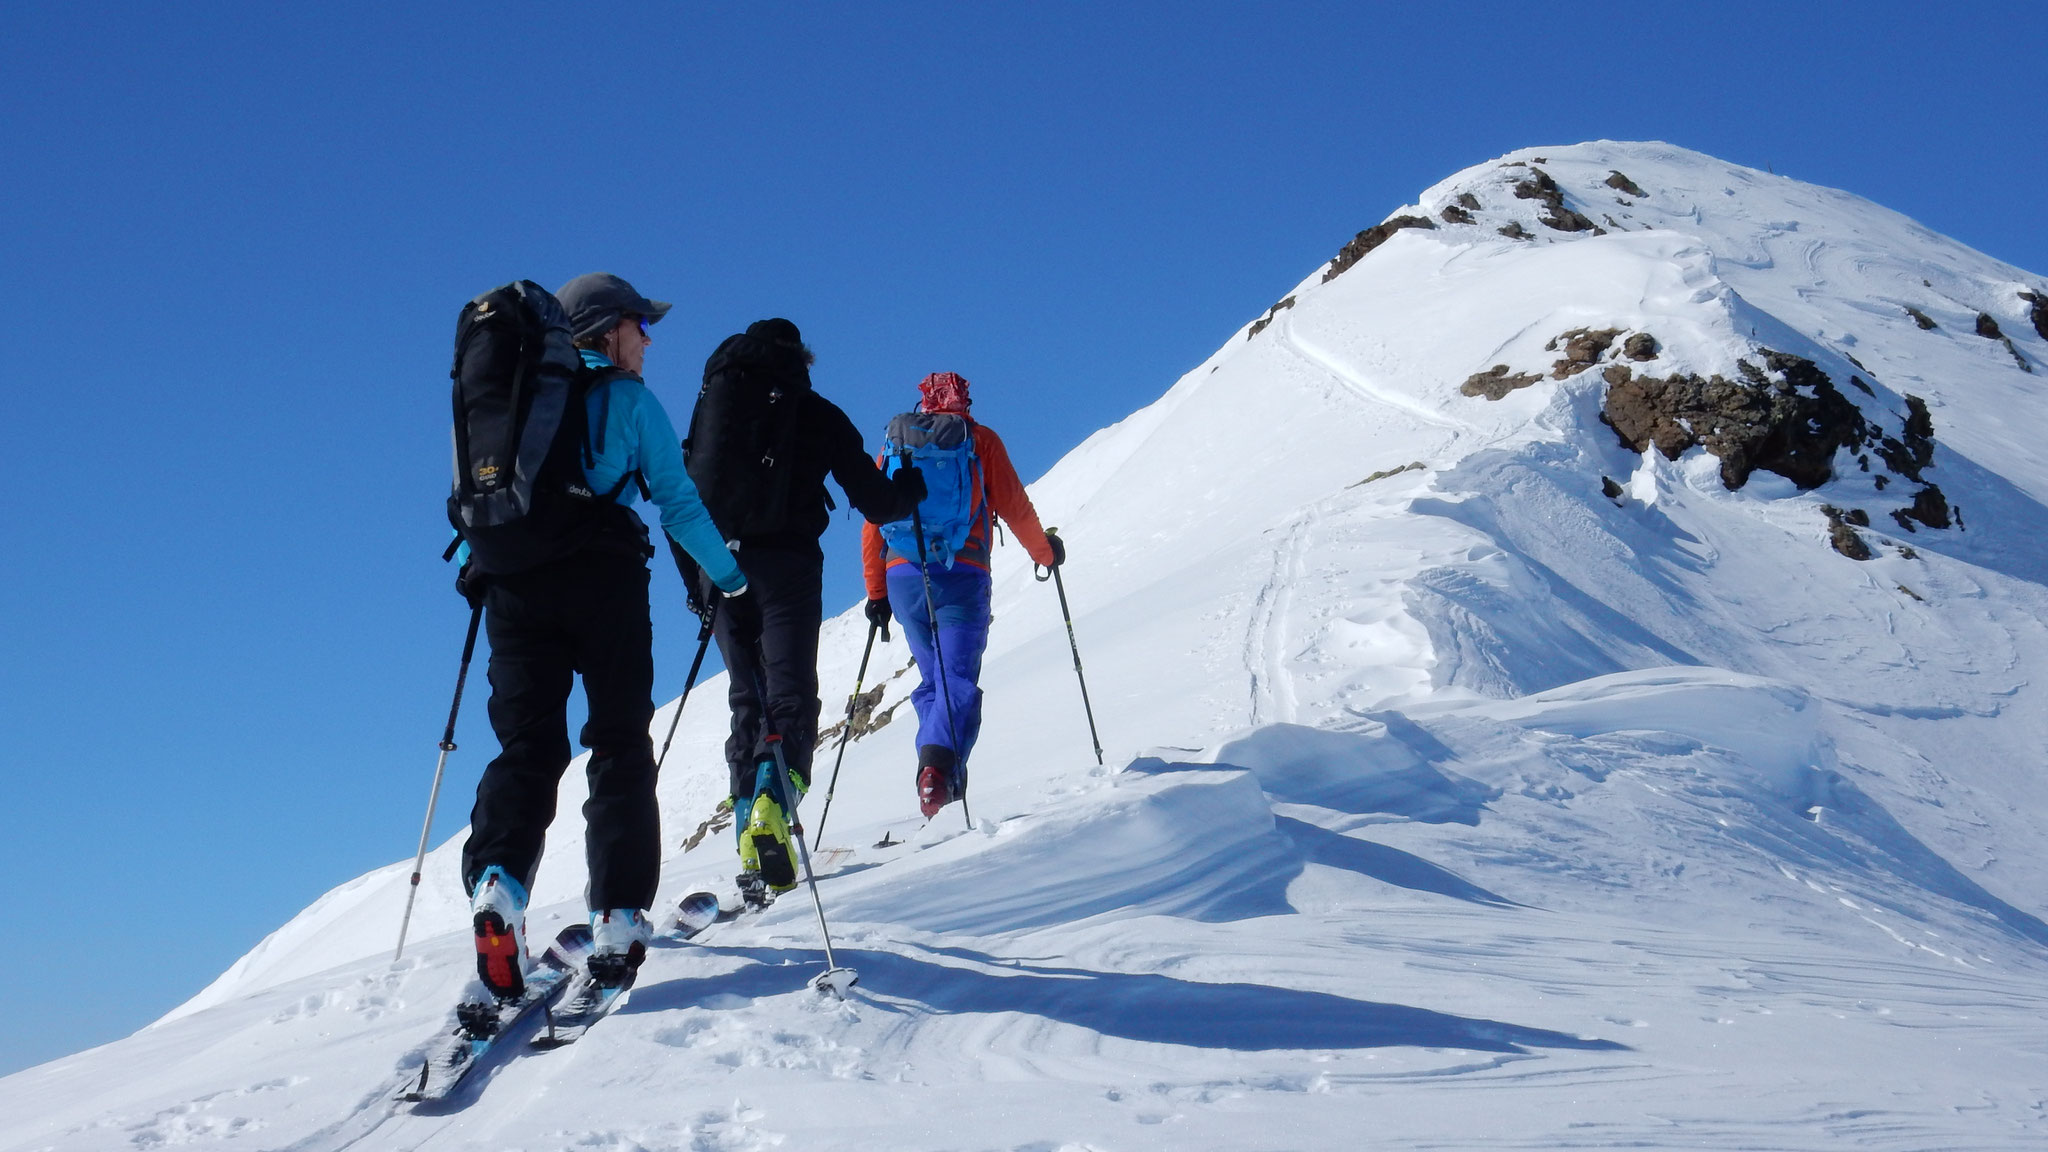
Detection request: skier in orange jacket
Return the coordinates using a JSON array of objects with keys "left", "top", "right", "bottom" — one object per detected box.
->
[{"left": 861, "top": 372, "right": 1063, "bottom": 816}]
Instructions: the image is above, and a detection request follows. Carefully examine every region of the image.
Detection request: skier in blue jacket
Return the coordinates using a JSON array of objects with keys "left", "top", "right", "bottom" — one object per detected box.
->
[{"left": 463, "top": 273, "right": 747, "bottom": 995}]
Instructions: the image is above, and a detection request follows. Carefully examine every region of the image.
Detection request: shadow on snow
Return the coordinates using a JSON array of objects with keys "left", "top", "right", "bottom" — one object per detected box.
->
[{"left": 627, "top": 945, "right": 1624, "bottom": 1056}]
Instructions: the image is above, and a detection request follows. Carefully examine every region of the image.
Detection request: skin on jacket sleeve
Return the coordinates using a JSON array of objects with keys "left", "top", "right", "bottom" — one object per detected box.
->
[
  {"left": 611, "top": 382, "right": 746, "bottom": 592},
  {"left": 821, "top": 398, "right": 907, "bottom": 524},
  {"left": 974, "top": 424, "right": 1058, "bottom": 568}
]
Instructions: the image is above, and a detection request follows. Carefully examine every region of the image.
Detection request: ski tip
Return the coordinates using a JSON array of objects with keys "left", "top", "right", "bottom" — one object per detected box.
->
[
  {"left": 813, "top": 967, "right": 860, "bottom": 999},
  {"left": 673, "top": 889, "right": 722, "bottom": 936}
]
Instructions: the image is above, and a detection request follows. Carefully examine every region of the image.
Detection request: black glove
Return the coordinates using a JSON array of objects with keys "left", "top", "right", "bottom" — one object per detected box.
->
[
  {"left": 865, "top": 596, "right": 893, "bottom": 639},
  {"left": 455, "top": 562, "right": 488, "bottom": 610},
  {"left": 893, "top": 464, "right": 928, "bottom": 514},
  {"left": 719, "top": 580, "right": 760, "bottom": 638},
  {"left": 1045, "top": 532, "right": 1066, "bottom": 568}
]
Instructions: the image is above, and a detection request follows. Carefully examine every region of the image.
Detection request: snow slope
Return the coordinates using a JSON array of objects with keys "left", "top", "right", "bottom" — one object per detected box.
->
[{"left": 8, "top": 140, "right": 2048, "bottom": 1150}]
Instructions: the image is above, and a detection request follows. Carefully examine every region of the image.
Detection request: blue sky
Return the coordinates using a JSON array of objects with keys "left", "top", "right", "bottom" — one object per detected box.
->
[{"left": 2, "top": 1, "right": 2044, "bottom": 1075}]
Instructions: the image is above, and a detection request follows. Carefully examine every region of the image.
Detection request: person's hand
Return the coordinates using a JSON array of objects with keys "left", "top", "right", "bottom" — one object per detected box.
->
[
  {"left": 1045, "top": 532, "right": 1066, "bottom": 568},
  {"left": 719, "top": 581, "right": 760, "bottom": 637},
  {"left": 893, "top": 464, "right": 928, "bottom": 509},
  {"left": 455, "top": 562, "right": 488, "bottom": 609},
  {"left": 865, "top": 596, "right": 893, "bottom": 640}
]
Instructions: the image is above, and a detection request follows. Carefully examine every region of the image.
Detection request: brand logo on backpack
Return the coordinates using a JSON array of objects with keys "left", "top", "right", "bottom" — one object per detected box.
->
[{"left": 880, "top": 412, "right": 980, "bottom": 566}]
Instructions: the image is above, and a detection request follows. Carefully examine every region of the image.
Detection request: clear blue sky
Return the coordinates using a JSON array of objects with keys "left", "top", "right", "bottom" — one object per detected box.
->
[{"left": 3, "top": 1, "right": 2043, "bottom": 1075}]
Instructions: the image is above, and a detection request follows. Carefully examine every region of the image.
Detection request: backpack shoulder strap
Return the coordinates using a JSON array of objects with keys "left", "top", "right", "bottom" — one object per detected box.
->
[{"left": 577, "top": 364, "right": 641, "bottom": 463}]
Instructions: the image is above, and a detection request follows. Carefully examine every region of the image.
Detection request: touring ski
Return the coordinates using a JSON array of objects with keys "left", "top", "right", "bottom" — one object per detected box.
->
[
  {"left": 401, "top": 923, "right": 591, "bottom": 1104},
  {"left": 530, "top": 967, "right": 637, "bottom": 1050},
  {"left": 673, "top": 888, "right": 724, "bottom": 937}
]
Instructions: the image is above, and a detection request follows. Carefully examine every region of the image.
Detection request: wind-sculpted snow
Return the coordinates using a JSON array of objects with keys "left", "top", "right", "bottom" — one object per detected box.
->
[{"left": 10, "top": 140, "right": 2048, "bottom": 1149}]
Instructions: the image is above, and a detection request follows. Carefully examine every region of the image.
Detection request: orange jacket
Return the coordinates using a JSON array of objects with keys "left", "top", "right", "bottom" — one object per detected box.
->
[{"left": 863, "top": 422, "right": 1056, "bottom": 599}]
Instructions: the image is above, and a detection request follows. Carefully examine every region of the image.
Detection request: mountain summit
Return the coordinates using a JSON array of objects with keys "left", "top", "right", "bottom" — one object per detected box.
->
[{"left": 8, "top": 141, "right": 2048, "bottom": 1150}]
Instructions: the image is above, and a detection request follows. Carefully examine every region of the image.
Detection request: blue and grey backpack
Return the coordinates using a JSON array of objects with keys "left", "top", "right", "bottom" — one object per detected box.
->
[{"left": 880, "top": 411, "right": 981, "bottom": 566}]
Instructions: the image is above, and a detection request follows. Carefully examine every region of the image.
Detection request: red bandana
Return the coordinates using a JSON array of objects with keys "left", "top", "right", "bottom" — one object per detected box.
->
[{"left": 919, "top": 371, "right": 971, "bottom": 415}]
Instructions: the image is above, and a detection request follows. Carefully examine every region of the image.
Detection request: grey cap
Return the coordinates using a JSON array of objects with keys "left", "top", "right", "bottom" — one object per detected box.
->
[{"left": 555, "top": 272, "right": 673, "bottom": 341}]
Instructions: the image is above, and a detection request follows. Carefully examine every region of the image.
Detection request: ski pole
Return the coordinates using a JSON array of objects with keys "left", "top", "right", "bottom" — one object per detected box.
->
[
  {"left": 904, "top": 453, "right": 972, "bottom": 828},
  {"left": 394, "top": 602, "right": 483, "bottom": 964},
  {"left": 750, "top": 667, "right": 859, "bottom": 998},
  {"left": 655, "top": 600, "right": 719, "bottom": 773},
  {"left": 813, "top": 618, "right": 882, "bottom": 846},
  {"left": 1036, "top": 528, "right": 1104, "bottom": 766}
]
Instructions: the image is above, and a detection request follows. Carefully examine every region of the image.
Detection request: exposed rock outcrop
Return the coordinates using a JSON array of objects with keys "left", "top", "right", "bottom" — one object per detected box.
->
[
  {"left": 1600, "top": 350, "right": 1870, "bottom": 490},
  {"left": 1905, "top": 306, "right": 1937, "bottom": 330},
  {"left": 1461, "top": 365, "right": 1545, "bottom": 400},
  {"left": 1821, "top": 505, "right": 1873, "bottom": 560},
  {"left": 1977, "top": 311, "right": 2033, "bottom": 371},
  {"left": 2021, "top": 290, "right": 2048, "bottom": 341},
  {"left": 1512, "top": 168, "right": 1601, "bottom": 233},
  {"left": 817, "top": 683, "right": 901, "bottom": 743},
  {"left": 1352, "top": 461, "right": 1425, "bottom": 487},
  {"left": 1600, "top": 351, "right": 1955, "bottom": 538},
  {"left": 1324, "top": 216, "right": 1436, "bottom": 282},
  {"left": 1248, "top": 295, "right": 1295, "bottom": 338},
  {"left": 1548, "top": 328, "right": 1623, "bottom": 378},
  {"left": 1605, "top": 170, "right": 1646, "bottom": 197}
]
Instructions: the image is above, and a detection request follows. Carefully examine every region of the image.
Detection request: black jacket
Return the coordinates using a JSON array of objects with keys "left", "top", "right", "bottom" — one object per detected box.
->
[
  {"left": 745, "top": 389, "right": 905, "bottom": 548},
  {"left": 684, "top": 331, "right": 909, "bottom": 551}
]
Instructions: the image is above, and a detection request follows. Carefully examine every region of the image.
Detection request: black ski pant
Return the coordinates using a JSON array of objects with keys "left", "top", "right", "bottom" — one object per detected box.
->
[
  {"left": 712, "top": 542, "right": 824, "bottom": 804},
  {"left": 461, "top": 550, "right": 660, "bottom": 912}
]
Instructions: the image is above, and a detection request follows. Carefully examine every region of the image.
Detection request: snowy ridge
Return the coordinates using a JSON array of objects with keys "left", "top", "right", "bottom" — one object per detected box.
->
[{"left": 7, "top": 141, "right": 2048, "bottom": 1149}]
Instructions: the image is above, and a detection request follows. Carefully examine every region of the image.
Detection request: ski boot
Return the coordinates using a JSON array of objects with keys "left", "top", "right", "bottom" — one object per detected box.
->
[
  {"left": 735, "top": 869, "right": 774, "bottom": 910},
  {"left": 738, "top": 759, "right": 806, "bottom": 893},
  {"left": 470, "top": 865, "right": 529, "bottom": 1001},
  {"left": 733, "top": 788, "right": 773, "bottom": 910},
  {"left": 916, "top": 744, "right": 959, "bottom": 819},
  {"left": 587, "top": 908, "right": 652, "bottom": 988}
]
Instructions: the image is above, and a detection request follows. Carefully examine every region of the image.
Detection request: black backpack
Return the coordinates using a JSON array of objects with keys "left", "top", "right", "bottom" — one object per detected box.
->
[
  {"left": 682, "top": 332, "right": 812, "bottom": 540},
  {"left": 447, "top": 281, "right": 640, "bottom": 574}
]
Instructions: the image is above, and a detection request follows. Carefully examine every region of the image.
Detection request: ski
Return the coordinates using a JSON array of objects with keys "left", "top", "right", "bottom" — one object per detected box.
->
[
  {"left": 673, "top": 888, "right": 724, "bottom": 937},
  {"left": 401, "top": 923, "right": 592, "bottom": 1104},
  {"left": 530, "top": 968, "right": 636, "bottom": 1050},
  {"left": 526, "top": 885, "right": 769, "bottom": 1052},
  {"left": 672, "top": 878, "right": 857, "bottom": 999}
]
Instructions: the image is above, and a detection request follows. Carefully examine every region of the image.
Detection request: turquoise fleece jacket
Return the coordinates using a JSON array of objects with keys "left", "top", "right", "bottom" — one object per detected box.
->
[{"left": 580, "top": 350, "right": 744, "bottom": 592}]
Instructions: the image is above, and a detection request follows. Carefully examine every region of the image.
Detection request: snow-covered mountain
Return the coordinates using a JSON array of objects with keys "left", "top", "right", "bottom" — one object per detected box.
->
[{"left": 9, "top": 140, "right": 2048, "bottom": 1150}]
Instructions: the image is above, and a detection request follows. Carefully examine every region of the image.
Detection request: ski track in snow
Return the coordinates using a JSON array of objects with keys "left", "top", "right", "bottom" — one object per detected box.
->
[
  {"left": 1245, "top": 508, "right": 1313, "bottom": 726},
  {"left": 1275, "top": 310, "right": 1471, "bottom": 433},
  {"left": 10, "top": 140, "right": 2048, "bottom": 1150}
]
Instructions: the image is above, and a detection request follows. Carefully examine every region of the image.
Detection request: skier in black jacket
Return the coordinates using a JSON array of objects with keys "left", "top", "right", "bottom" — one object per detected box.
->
[{"left": 683, "top": 318, "right": 924, "bottom": 897}]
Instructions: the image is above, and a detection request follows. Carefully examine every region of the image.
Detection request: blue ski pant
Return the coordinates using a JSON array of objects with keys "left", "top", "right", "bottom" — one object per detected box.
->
[{"left": 886, "top": 562, "right": 993, "bottom": 769}]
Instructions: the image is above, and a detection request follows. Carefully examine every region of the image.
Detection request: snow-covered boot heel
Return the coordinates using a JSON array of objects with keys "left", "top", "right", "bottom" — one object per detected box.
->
[
  {"left": 588, "top": 908, "right": 652, "bottom": 988},
  {"left": 470, "top": 865, "right": 529, "bottom": 1001}
]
